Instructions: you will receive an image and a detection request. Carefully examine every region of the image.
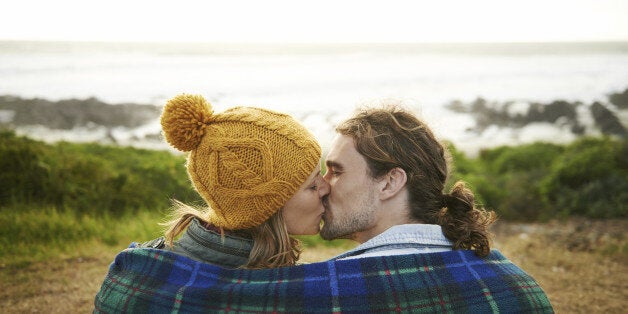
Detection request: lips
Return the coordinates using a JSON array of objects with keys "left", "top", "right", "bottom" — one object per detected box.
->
[{"left": 321, "top": 196, "right": 331, "bottom": 222}]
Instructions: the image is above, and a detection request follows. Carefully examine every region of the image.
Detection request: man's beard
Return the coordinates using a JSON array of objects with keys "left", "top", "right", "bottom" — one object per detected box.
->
[{"left": 319, "top": 195, "right": 376, "bottom": 241}]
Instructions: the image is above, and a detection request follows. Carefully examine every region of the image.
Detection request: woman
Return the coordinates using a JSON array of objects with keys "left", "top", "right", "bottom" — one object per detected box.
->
[{"left": 141, "top": 94, "right": 328, "bottom": 269}]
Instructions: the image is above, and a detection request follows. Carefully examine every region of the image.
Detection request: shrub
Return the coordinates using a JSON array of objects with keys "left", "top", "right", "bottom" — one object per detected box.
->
[
  {"left": 451, "top": 139, "right": 626, "bottom": 220},
  {"left": 0, "top": 131, "right": 49, "bottom": 204},
  {"left": 484, "top": 142, "right": 564, "bottom": 174},
  {"left": 540, "top": 137, "right": 627, "bottom": 218},
  {"left": 468, "top": 142, "right": 564, "bottom": 220},
  {"left": 0, "top": 131, "right": 200, "bottom": 216}
]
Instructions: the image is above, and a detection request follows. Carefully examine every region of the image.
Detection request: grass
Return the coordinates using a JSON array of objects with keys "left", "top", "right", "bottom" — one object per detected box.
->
[
  {"left": 0, "top": 206, "right": 165, "bottom": 267},
  {"left": 0, "top": 205, "right": 353, "bottom": 268}
]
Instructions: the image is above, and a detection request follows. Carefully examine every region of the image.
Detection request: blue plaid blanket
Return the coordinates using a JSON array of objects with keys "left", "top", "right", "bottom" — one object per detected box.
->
[{"left": 94, "top": 247, "right": 553, "bottom": 313}]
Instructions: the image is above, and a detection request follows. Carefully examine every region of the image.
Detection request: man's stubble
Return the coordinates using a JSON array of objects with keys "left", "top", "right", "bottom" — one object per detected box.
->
[{"left": 319, "top": 190, "right": 378, "bottom": 241}]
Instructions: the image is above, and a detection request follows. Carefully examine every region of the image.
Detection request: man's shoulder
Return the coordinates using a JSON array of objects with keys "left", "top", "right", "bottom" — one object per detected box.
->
[{"left": 331, "top": 223, "right": 454, "bottom": 260}]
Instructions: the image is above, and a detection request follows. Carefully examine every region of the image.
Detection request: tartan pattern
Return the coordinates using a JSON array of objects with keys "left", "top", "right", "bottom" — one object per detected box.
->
[{"left": 94, "top": 248, "right": 553, "bottom": 313}]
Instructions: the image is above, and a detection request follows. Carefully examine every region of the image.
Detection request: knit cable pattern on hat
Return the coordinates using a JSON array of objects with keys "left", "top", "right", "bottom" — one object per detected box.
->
[{"left": 215, "top": 108, "right": 315, "bottom": 149}]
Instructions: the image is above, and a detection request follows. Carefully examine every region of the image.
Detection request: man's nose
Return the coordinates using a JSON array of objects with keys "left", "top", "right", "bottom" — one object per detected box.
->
[
  {"left": 322, "top": 170, "right": 331, "bottom": 182},
  {"left": 317, "top": 177, "right": 330, "bottom": 198}
]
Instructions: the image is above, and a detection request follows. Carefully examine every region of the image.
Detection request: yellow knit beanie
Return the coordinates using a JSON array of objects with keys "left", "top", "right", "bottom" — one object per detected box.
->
[{"left": 160, "top": 94, "right": 321, "bottom": 230}]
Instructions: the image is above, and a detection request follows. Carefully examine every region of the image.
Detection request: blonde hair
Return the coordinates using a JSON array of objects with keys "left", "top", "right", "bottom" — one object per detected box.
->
[{"left": 163, "top": 200, "right": 301, "bottom": 269}]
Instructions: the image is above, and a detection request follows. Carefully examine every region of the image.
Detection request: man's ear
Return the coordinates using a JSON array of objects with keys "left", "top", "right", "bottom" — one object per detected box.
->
[{"left": 379, "top": 167, "right": 407, "bottom": 200}]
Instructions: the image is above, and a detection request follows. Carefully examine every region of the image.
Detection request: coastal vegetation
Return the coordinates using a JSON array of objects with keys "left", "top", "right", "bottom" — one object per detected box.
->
[
  {"left": 1, "top": 130, "right": 625, "bottom": 263},
  {"left": 448, "top": 136, "right": 627, "bottom": 221},
  {"left": 0, "top": 130, "right": 626, "bottom": 313}
]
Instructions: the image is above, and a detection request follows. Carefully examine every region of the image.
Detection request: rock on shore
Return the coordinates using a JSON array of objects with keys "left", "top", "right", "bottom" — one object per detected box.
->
[
  {"left": 1, "top": 88, "right": 627, "bottom": 153},
  {"left": 0, "top": 95, "right": 160, "bottom": 129},
  {"left": 445, "top": 88, "right": 628, "bottom": 138},
  {"left": 0, "top": 95, "right": 164, "bottom": 148}
]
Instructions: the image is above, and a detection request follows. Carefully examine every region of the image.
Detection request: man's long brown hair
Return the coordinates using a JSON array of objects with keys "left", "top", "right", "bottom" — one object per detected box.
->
[{"left": 336, "top": 104, "right": 497, "bottom": 256}]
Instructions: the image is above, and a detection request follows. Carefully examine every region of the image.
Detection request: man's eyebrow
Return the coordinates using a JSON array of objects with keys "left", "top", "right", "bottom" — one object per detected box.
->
[{"left": 325, "top": 160, "right": 344, "bottom": 170}]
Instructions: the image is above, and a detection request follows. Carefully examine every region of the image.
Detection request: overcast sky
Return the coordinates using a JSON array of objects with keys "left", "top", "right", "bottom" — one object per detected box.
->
[{"left": 2, "top": 0, "right": 627, "bottom": 43}]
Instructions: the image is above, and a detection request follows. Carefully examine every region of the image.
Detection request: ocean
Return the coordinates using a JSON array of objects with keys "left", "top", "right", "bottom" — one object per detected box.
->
[{"left": 1, "top": 41, "right": 627, "bottom": 153}]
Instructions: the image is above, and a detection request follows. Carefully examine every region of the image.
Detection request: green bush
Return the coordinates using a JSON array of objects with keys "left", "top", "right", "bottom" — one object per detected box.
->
[
  {"left": 449, "top": 138, "right": 627, "bottom": 220},
  {"left": 447, "top": 143, "right": 558, "bottom": 220},
  {"left": 0, "top": 131, "right": 200, "bottom": 215},
  {"left": 0, "top": 131, "right": 49, "bottom": 203},
  {"left": 540, "top": 137, "right": 627, "bottom": 218},
  {"left": 481, "top": 142, "right": 564, "bottom": 174},
  {"left": 476, "top": 143, "right": 564, "bottom": 220}
]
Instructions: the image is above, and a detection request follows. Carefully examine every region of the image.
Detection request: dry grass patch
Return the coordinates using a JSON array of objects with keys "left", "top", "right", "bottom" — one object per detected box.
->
[
  {"left": 0, "top": 247, "right": 118, "bottom": 313},
  {"left": 492, "top": 219, "right": 627, "bottom": 313}
]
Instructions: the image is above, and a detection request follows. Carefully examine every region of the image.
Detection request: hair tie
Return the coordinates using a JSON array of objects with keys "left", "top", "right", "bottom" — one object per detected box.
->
[
  {"left": 440, "top": 194, "right": 451, "bottom": 208},
  {"left": 441, "top": 194, "right": 472, "bottom": 212}
]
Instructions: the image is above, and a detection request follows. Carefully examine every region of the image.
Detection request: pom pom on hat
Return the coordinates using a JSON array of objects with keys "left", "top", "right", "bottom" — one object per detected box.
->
[{"left": 161, "top": 94, "right": 214, "bottom": 152}]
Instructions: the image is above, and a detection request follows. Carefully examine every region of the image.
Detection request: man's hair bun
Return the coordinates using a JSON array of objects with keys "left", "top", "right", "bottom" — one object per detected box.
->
[{"left": 160, "top": 94, "right": 214, "bottom": 152}]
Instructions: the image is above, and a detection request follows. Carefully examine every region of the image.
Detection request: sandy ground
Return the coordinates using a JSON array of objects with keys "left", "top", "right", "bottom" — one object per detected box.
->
[{"left": 1, "top": 219, "right": 626, "bottom": 313}]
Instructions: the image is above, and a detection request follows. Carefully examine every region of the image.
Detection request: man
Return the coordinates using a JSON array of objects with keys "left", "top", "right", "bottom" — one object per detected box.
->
[
  {"left": 321, "top": 105, "right": 494, "bottom": 258},
  {"left": 316, "top": 105, "right": 554, "bottom": 311}
]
